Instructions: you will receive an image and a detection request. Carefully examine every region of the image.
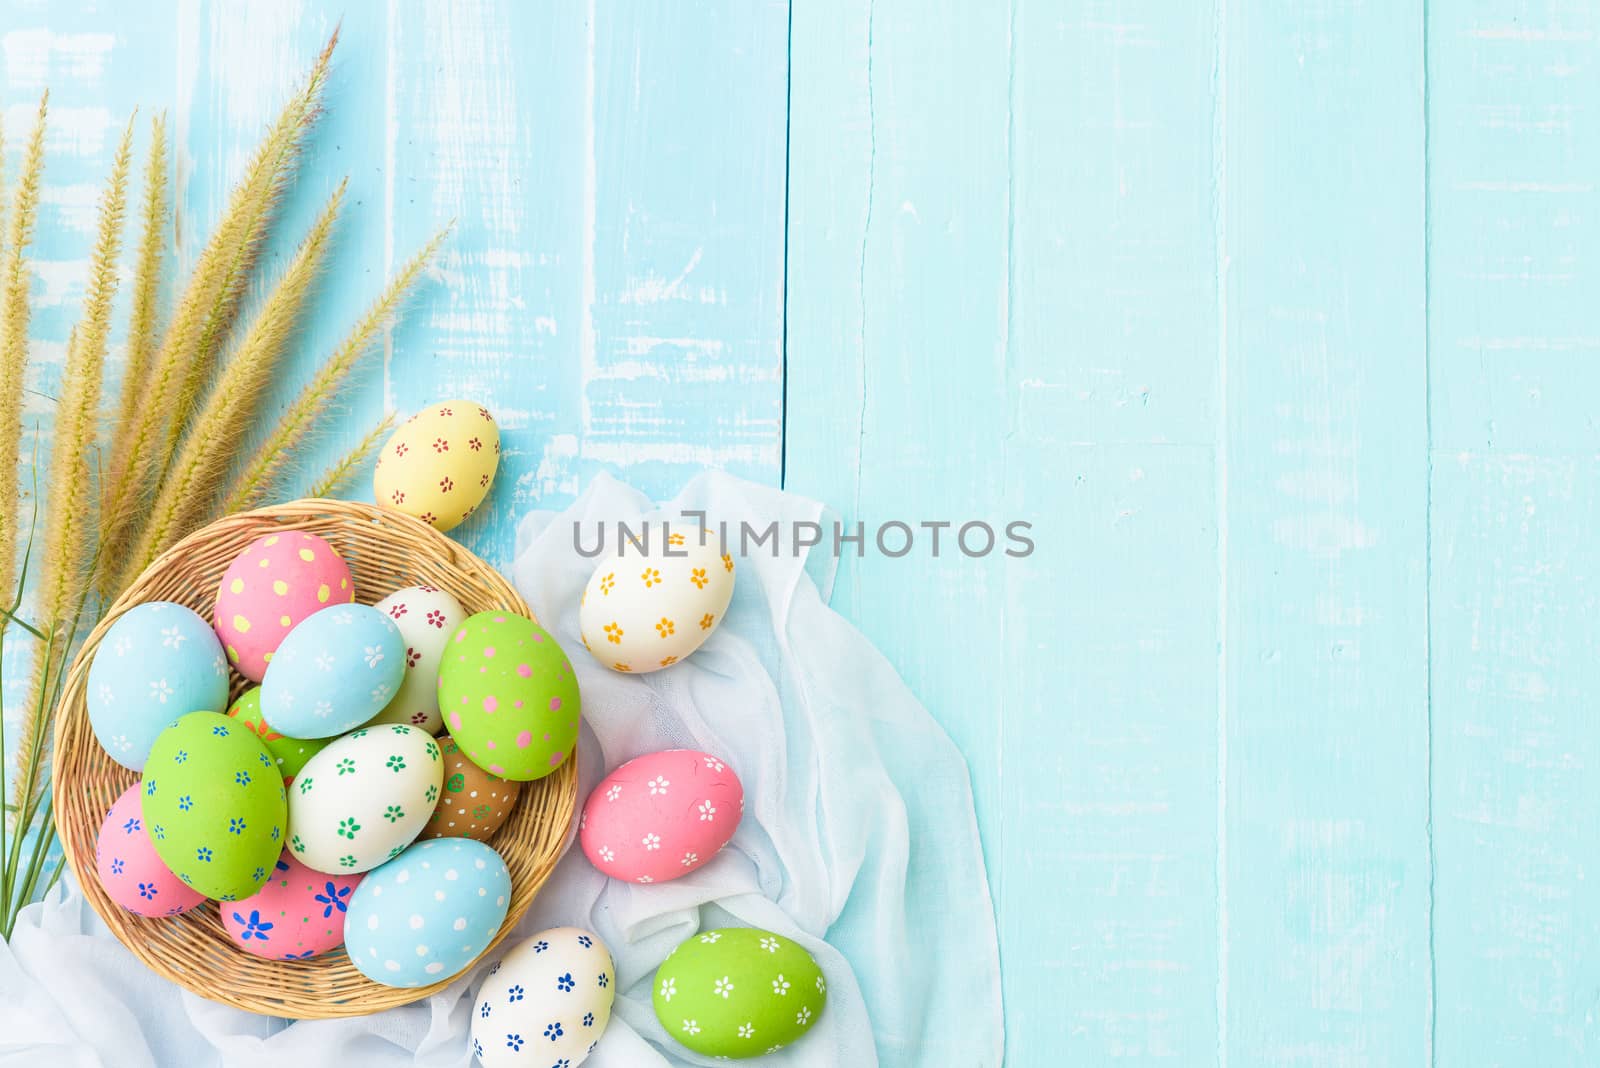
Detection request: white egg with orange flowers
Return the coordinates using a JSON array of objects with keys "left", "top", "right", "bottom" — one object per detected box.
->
[{"left": 577, "top": 529, "right": 734, "bottom": 674}]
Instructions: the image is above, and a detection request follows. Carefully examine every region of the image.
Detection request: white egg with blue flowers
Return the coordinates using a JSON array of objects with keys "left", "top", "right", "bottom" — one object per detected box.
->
[{"left": 470, "top": 927, "right": 616, "bottom": 1068}]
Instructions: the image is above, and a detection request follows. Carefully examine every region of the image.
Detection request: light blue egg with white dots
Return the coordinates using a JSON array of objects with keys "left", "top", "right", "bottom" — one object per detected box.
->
[
  {"left": 87, "top": 602, "right": 229, "bottom": 771},
  {"left": 344, "top": 837, "right": 512, "bottom": 988},
  {"left": 260, "top": 604, "right": 405, "bottom": 738}
]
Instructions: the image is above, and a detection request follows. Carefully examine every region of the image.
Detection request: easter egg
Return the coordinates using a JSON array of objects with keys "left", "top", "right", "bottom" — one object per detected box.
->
[
  {"left": 578, "top": 529, "right": 735, "bottom": 674},
  {"left": 344, "top": 837, "right": 511, "bottom": 988},
  {"left": 373, "top": 400, "right": 499, "bottom": 532},
  {"left": 94, "top": 782, "right": 204, "bottom": 918},
  {"left": 368, "top": 585, "right": 467, "bottom": 731},
  {"left": 221, "top": 850, "right": 360, "bottom": 960},
  {"left": 580, "top": 750, "right": 742, "bottom": 885},
  {"left": 260, "top": 604, "right": 405, "bottom": 739},
  {"left": 227, "top": 686, "right": 327, "bottom": 783},
  {"left": 652, "top": 928, "right": 827, "bottom": 1058},
  {"left": 288, "top": 724, "right": 443, "bottom": 874},
  {"left": 214, "top": 531, "right": 355, "bottom": 681},
  {"left": 421, "top": 735, "right": 520, "bottom": 842},
  {"left": 470, "top": 927, "right": 615, "bottom": 1068},
  {"left": 87, "top": 602, "right": 229, "bottom": 771},
  {"left": 140, "top": 711, "right": 288, "bottom": 901},
  {"left": 436, "top": 612, "right": 580, "bottom": 782}
]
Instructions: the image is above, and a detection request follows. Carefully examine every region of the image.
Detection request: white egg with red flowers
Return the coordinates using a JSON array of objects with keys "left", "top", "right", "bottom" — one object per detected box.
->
[{"left": 368, "top": 585, "right": 467, "bottom": 732}]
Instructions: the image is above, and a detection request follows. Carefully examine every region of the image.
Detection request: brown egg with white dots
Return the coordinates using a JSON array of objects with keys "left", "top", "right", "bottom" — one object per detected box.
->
[{"left": 421, "top": 735, "right": 520, "bottom": 841}]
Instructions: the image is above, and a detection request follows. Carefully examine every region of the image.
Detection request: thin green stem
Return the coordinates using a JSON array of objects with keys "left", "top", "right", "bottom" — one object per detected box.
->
[
  {"left": 0, "top": 601, "right": 43, "bottom": 640},
  {"left": 0, "top": 608, "right": 7, "bottom": 907},
  {"left": 7, "top": 799, "right": 55, "bottom": 937},
  {"left": 17, "top": 802, "right": 53, "bottom": 901},
  {"left": 0, "top": 449, "right": 42, "bottom": 912},
  {"left": 4, "top": 626, "right": 54, "bottom": 902}
]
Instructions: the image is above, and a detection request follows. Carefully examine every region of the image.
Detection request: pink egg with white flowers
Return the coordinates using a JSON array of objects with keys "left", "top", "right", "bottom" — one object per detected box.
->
[
  {"left": 214, "top": 531, "right": 355, "bottom": 681},
  {"left": 95, "top": 782, "right": 204, "bottom": 918},
  {"left": 221, "top": 850, "right": 360, "bottom": 960},
  {"left": 579, "top": 749, "right": 743, "bottom": 885}
]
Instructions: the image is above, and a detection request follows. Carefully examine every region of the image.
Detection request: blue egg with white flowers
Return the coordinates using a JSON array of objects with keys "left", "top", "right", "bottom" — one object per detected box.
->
[
  {"left": 87, "top": 602, "right": 229, "bottom": 771},
  {"left": 344, "top": 837, "right": 512, "bottom": 988},
  {"left": 260, "top": 604, "right": 405, "bottom": 738}
]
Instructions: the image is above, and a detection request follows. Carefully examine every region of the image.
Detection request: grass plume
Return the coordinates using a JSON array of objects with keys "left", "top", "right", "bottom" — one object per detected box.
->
[
  {"left": 0, "top": 93, "right": 47, "bottom": 611},
  {"left": 98, "top": 29, "right": 337, "bottom": 590},
  {"left": 122, "top": 180, "right": 346, "bottom": 582},
  {"left": 13, "top": 119, "right": 134, "bottom": 809},
  {"left": 14, "top": 119, "right": 131, "bottom": 808},
  {"left": 306, "top": 413, "right": 395, "bottom": 500},
  {"left": 160, "top": 27, "right": 339, "bottom": 468},
  {"left": 37, "top": 119, "right": 131, "bottom": 629},
  {"left": 0, "top": 109, "right": 8, "bottom": 275},
  {"left": 104, "top": 115, "right": 168, "bottom": 493},
  {"left": 223, "top": 225, "right": 446, "bottom": 513}
]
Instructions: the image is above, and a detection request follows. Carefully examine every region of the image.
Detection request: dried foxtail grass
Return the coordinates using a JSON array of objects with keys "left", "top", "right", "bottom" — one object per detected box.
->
[
  {"left": 162, "top": 29, "right": 339, "bottom": 469},
  {"left": 14, "top": 119, "right": 135, "bottom": 810},
  {"left": 223, "top": 227, "right": 445, "bottom": 513},
  {"left": 0, "top": 108, "right": 7, "bottom": 273},
  {"left": 97, "top": 31, "right": 336, "bottom": 590},
  {"left": 105, "top": 114, "right": 168, "bottom": 493},
  {"left": 123, "top": 180, "right": 346, "bottom": 584},
  {"left": 0, "top": 29, "right": 451, "bottom": 933},
  {"left": 0, "top": 93, "right": 46, "bottom": 617},
  {"left": 305, "top": 413, "right": 396, "bottom": 499}
]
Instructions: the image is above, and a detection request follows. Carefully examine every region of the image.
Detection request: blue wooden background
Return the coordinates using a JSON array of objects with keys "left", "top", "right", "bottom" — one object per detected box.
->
[{"left": 5, "top": 1, "right": 1599, "bottom": 1064}]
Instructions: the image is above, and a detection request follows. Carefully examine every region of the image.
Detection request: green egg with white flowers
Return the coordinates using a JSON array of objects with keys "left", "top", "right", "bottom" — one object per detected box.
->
[
  {"left": 652, "top": 927, "right": 827, "bottom": 1058},
  {"left": 140, "top": 710, "right": 287, "bottom": 902}
]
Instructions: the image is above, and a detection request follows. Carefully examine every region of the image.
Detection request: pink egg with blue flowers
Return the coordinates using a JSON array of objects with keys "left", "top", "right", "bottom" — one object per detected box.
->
[
  {"left": 579, "top": 749, "right": 743, "bottom": 885},
  {"left": 95, "top": 782, "right": 204, "bottom": 918},
  {"left": 221, "top": 849, "right": 360, "bottom": 960}
]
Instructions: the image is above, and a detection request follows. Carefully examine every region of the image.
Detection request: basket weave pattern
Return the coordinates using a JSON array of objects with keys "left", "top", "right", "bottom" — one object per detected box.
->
[{"left": 53, "top": 499, "right": 575, "bottom": 1017}]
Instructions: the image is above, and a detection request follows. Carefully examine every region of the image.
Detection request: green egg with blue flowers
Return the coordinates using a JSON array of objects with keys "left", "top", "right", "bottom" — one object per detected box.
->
[{"left": 140, "top": 710, "right": 287, "bottom": 901}]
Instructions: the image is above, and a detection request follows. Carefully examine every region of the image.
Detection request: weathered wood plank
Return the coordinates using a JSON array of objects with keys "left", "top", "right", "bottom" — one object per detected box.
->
[
  {"left": 1429, "top": 3, "right": 1600, "bottom": 1062},
  {"left": 1220, "top": 2, "right": 1432, "bottom": 1063},
  {"left": 385, "top": 0, "right": 788, "bottom": 570},
  {"left": 786, "top": 1, "right": 1222, "bottom": 1061}
]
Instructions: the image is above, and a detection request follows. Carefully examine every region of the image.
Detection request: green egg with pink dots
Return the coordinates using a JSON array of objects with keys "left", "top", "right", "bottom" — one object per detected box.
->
[
  {"left": 435, "top": 611, "right": 580, "bottom": 781},
  {"left": 140, "top": 710, "right": 288, "bottom": 902}
]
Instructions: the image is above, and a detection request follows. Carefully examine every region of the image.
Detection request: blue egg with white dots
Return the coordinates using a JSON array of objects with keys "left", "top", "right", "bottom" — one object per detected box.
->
[
  {"left": 260, "top": 604, "right": 405, "bottom": 738},
  {"left": 344, "top": 837, "right": 512, "bottom": 988},
  {"left": 87, "top": 602, "right": 229, "bottom": 771}
]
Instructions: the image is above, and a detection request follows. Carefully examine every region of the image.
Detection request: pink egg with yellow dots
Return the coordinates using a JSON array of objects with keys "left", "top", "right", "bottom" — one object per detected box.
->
[
  {"left": 95, "top": 782, "right": 204, "bottom": 918},
  {"left": 213, "top": 531, "right": 355, "bottom": 681},
  {"left": 221, "top": 850, "right": 361, "bottom": 960},
  {"left": 579, "top": 749, "right": 743, "bottom": 885}
]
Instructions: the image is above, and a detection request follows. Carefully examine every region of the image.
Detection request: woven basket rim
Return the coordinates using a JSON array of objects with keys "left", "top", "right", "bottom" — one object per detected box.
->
[{"left": 52, "top": 498, "right": 576, "bottom": 1018}]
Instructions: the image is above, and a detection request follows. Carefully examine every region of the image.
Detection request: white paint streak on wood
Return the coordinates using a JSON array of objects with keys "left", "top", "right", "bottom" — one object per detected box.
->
[{"left": 1, "top": 29, "right": 115, "bottom": 87}]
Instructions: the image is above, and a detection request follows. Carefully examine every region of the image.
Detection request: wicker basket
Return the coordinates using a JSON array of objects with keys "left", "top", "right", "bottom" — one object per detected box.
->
[{"left": 52, "top": 499, "right": 576, "bottom": 1018}]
